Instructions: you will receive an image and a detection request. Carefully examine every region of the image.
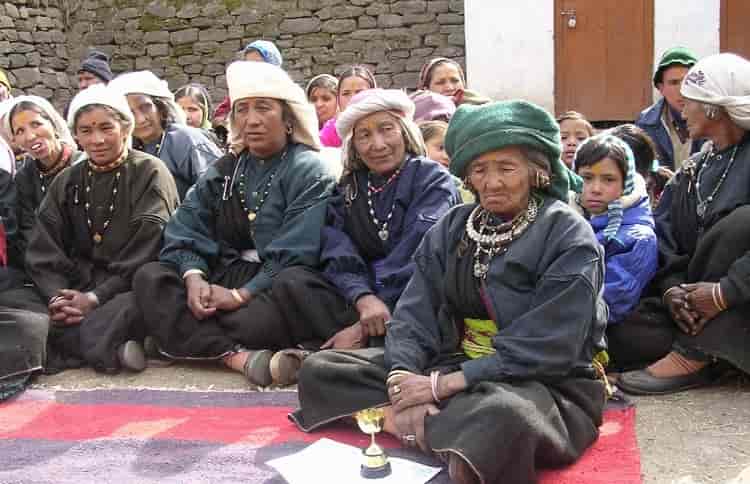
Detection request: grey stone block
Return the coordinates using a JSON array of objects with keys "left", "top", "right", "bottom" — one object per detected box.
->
[
  {"left": 279, "top": 17, "right": 320, "bottom": 34},
  {"left": 170, "top": 28, "right": 199, "bottom": 45},
  {"left": 12, "top": 67, "right": 40, "bottom": 88}
]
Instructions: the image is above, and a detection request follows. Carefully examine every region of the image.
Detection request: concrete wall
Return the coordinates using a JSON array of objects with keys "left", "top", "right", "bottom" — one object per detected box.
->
[
  {"left": 465, "top": 0, "right": 721, "bottom": 112},
  {"left": 465, "top": 0, "right": 554, "bottom": 113}
]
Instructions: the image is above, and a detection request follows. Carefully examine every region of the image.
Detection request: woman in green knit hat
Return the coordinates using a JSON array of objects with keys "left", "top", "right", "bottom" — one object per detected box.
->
[{"left": 291, "top": 100, "right": 608, "bottom": 484}]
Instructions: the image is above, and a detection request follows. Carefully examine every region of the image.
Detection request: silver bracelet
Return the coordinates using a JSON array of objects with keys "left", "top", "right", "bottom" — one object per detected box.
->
[{"left": 430, "top": 370, "right": 441, "bottom": 403}]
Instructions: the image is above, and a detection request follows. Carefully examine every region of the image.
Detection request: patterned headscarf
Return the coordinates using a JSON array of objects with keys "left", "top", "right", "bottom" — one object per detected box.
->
[{"left": 242, "top": 40, "right": 283, "bottom": 67}]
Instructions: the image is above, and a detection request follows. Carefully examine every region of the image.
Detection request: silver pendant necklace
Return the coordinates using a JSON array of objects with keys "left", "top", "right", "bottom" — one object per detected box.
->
[{"left": 695, "top": 145, "right": 738, "bottom": 219}]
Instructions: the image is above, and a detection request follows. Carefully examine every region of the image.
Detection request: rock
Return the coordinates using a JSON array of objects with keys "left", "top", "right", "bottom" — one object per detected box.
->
[
  {"left": 227, "top": 26, "right": 244, "bottom": 40},
  {"left": 428, "top": 1, "right": 450, "bottom": 13},
  {"left": 5, "top": 3, "right": 18, "bottom": 18},
  {"left": 199, "top": 28, "right": 227, "bottom": 42},
  {"left": 26, "top": 51, "right": 41, "bottom": 67},
  {"left": 11, "top": 42, "right": 34, "bottom": 54},
  {"left": 333, "top": 38, "right": 364, "bottom": 52},
  {"left": 28, "top": 85, "right": 53, "bottom": 98},
  {"left": 358, "top": 15, "right": 376, "bottom": 28},
  {"left": 177, "top": 54, "right": 202, "bottom": 66},
  {"left": 135, "top": 56, "right": 152, "bottom": 70},
  {"left": 392, "top": 71, "right": 419, "bottom": 88},
  {"left": 144, "top": 31, "right": 170, "bottom": 43},
  {"left": 118, "top": 7, "right": 140, "bottom": 20},
  {"left": 294, "top": 33, "right": 330, "bottom": 48},
  {"left": 449, "top": 0, "right": 464, "bottom": 13},
  {"left": 145, "top": 2, "right": 175, "bottom": 18},
  {"left": 203, "top": 63, "right": 224, "bottom": 76},
  {"left": 12, "top": 67, "right": 40, "bottom": 88},
  {"left": 184, "top": 63, "right": 203, "bottom": 74},
  {"left": 279, "top": 17, "right": 320, "bottom": 35},
  {"left": 331, "top": 6, "right": 364, "bottom": 18},
  {"left": 321, "top": 19, "right": 356, "bottom": 33},
  {"left": 403, "top": 13, "right": 436, "bottom": 24},
  {"left": 147, "top": 43, "right": 170, "bottom": 57},
  {"left": 170, "top": 28, "right": 199, "bottom": 45},
  {"left": 448, "top": 32, "right": 464, "bottom": 46},
  {"left": 194, "top": 41, "right": 219, "bottom": 54},
  {"left": 437, "top": 13, "right": 463, "bottom": 25},
  {"left": 9, "top": 53, "right": 27, "bottom": 68},
  {"left": 425, "top": 34, "right": 447, "bottom": 47},
  {"left": 177, "top": 3, "right": 201, "bottom": 19},
  {"left": 18, "top": 31, "right": 32, "bottom": 43},
  {"left": 36, "top": 16, "right": 54, "bottom": 29},
  {"left": 0, "top": 30, "right": 17, "bottom": 41},
  {"left": 0, "top": 15, "right": 13, "bottom": 28},
  {"left": 378, "top": 14, "right": 403, "bottom": 28},
  {"left": 299, "top": 0, "right": 343, "bottom": 8},
  {"left": 392, "top": 1, "right": 427, "bottom": 14},
  {"left": 56, "top": 72, "right": 70, "bottom": 89},
  {"left": 365, "top": 4, "right": 388, "bottom": 16}
]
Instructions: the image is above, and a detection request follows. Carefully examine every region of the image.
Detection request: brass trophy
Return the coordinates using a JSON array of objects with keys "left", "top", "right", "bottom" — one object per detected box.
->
[{"left": 355, "top": 408, "right": 392, "bottom": 479}]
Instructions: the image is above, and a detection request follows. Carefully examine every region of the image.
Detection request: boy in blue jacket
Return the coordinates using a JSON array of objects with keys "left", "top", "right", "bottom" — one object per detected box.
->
[{"left": 573, "top": 134, "right": 659, "bottom": 368}]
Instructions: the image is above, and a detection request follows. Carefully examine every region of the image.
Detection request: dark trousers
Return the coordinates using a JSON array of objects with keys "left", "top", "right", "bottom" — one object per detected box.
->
[
  {"left": 609, "top": 206, "right": 750, "bottom": 373},
  {"left": 133, "top": 262, "right": 357, "bottom": 359},
  {"left": 0, "top": 287, "right": 143, "bottom": 373}
]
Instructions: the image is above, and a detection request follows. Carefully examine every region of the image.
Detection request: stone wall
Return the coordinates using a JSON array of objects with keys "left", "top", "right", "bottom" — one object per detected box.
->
[
  {"left": 0, "top": 0, "right": 465, "bottom": 110},
  {"left": 0, "top": 1, "right": 71, "bottom": 109}
]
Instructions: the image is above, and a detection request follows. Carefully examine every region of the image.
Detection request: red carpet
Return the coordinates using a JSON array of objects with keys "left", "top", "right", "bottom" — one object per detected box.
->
[{"left": 0, "top": 389, "right": 641, "bottom": 483}]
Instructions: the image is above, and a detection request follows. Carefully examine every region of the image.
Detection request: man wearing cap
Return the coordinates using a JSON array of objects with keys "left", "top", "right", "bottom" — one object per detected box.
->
[
  {"left": 636, "top": 47, "right": 702, "bottom": 170},
  {"left": 77, "top": 51, "right": 114, "bottom": 91}
]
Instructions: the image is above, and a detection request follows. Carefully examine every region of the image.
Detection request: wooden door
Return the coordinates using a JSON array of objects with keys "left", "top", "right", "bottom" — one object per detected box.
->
[
  {"left": 721, "top": 0, "right": 750, "bottom": 59},
  {"left": 555, "top": 0, "right": 654, "bottom": 122}
]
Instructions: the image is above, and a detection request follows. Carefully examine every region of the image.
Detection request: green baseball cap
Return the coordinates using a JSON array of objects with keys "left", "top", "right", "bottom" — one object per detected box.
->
[{"left": 654, "top": 46, "right": 698, "bottom": 87}]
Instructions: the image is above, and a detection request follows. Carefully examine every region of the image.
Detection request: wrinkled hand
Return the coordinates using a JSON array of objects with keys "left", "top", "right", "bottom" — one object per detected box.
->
[
  {"left": 320, "top": 322, "right": 363, "bottom": 350},
  {"left": 682, "top": 283, "right": 722, "bottom": 335},
  {"left": 185, "top": 274, "right": 216, "bottom": 320},
  {"left": 49, "top": 289, "right": 98, "bottom": 326},
  {"left": 207, "top": 285, "right": 249, "bottom": 312},
  {"left": 355, "top": 295, "right": 391, "bottom": 339},
  {"left": 389, "top": 374, "right": 434, "bottom": 412},
  {"left": 393, "top": 403, "right": 440, "bottom": 453},
  {"left": 663, "top": 286, "right": 699, "bottom": 334}
]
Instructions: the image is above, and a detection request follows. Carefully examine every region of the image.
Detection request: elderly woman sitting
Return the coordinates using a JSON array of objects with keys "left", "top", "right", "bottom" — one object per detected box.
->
[
  {"left": 0, "top": 96, "right": 82, "bottom": 293},
  {"left": 16, "top": 85, "right": 180, "bottom": 373},
  {"left": 134, "top": 62, "right": 335, "bottom": 386},
  {"left": 262, "top": 89, "right": 459, "bottom": 385},
  {"left": 618, "top": 53, "right": 750, "bottom": 394},
  {"left": 110, "top": 71, "right": 223, "bottom": 200},
  {"left": 291, "top": 101, "right": 608, "bottom": 484}
]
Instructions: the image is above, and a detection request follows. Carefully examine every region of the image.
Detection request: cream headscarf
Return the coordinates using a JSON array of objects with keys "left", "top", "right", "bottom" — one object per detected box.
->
[
  {"left": 108, "top": 70, "right": 187, "bottom": 126},
  {"left": 335, "top": 88, "right": 426, "bottom": 174},
  {"left": 681, "top": 53, "right": 750, "bottom": 130},
  {"left": 67, "top": 83, "right": 136, "bottom": 147},
  {"left": 226, "top": 61, "right": 321, "bottom": 152},
  {"left": 4, "top": 95, "right": 75, "bottom": 148}
]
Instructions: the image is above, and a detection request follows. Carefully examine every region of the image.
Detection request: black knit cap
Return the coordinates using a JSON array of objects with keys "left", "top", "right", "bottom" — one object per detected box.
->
[{"left": 78, "top": 51, "right": 114, "bottom": 83}]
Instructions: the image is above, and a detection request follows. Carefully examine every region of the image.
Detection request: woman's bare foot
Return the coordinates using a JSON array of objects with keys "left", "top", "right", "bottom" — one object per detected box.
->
[{"left": 646, "top": 352, "right": 708, "bottom": 378}]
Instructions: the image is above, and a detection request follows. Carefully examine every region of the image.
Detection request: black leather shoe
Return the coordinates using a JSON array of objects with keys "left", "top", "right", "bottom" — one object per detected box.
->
[
  {"left": 117, "top": 340, "right": 146, "bottom": 372},
  {"left": 618, "top": 365, "right": 716, "bottom": 395}
]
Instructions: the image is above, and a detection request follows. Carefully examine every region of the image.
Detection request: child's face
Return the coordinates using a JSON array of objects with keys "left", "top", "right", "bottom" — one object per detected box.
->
[
  {"left": 578, "top": 157, "right": 624, "bottom": 215},
  {"left": 425, "top": 131, "right": 449, "bottom": 167},
  {"left": 560, "top": 118, "right": 591, "bottom": 167}
]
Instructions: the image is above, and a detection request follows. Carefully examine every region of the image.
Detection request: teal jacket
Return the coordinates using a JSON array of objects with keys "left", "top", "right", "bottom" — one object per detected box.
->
[{"left": 160, "top": 143, "right": 335, "bottom": 294}]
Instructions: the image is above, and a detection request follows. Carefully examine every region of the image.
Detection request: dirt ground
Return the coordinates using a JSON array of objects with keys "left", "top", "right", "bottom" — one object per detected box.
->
[{"left": 32, "top": 364, "right": 750, "bottom": 484}]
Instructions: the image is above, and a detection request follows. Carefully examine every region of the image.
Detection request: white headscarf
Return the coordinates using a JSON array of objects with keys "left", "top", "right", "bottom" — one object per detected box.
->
[
  {"left": 108, "top": 70, "right": 187, "bottom": 125},
  {"left": 335, "top": 88, "right": 425, "bottom": 172},
  {"left": 226, "top": 61, "right": 321, "bottom": 151},
  {"left": 681, "top": 53, "right": 750, "bottom": 130},
  {"left": 67, "top": 83, "right": 135, "bottom": 147},
  {"left": 3, "top": 95, "right": 75, "bottom": 148}
]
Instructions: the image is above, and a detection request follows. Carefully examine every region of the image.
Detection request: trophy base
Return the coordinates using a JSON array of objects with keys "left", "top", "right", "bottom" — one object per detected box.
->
[{"left": 360, "top": 461, "right": 392, "bottom": 479}]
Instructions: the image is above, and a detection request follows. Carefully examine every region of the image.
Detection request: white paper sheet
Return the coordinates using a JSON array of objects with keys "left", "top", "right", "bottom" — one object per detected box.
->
[{"left": 266, "top": 438, "right": 443, "bottom": 484}]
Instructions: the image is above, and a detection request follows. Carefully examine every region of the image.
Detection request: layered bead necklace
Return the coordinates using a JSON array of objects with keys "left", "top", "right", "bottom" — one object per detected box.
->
[
  {"left": 236, "top": 150, "right": 286, "bottom": 229},
  {"left": 465, "top": 197, "right": 539, "bottom": 279},
  {"left": 366, "top": 165, "right": 404, "bottom": 241},
  {"left": 695, "top": 145, "right": 739, "bottom": 219},
  {"left": 36, "top": 144, "right": 71, "bottom": 194},
  {"left": 84, "top": 152, "right": 127, "bottom": 245}
]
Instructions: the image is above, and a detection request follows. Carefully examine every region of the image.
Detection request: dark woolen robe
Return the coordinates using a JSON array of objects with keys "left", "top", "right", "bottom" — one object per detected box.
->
[
  {"left": 614, "top": 135, "right": 750, "bottom": 372},
  {"left": 22, "top": 149, "right": 179, "bottom": 372},
  {"left": 292, "top": 199, "right": 608, "bottom": 484}
]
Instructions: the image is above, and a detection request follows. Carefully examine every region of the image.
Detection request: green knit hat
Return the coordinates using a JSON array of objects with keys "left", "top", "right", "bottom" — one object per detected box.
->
[
  {"left": 445, "top": 100, "right": 570, "bottom": 202},
  {"left": 653, "top": 46, "right": 698, "bottom": 87}
]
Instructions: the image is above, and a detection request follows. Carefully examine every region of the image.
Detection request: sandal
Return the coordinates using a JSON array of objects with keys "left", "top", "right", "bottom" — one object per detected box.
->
[
  {"left": 242, "top": 349, "right": 273, "bottom": 387},
  {"left": 269, "top": 349, "right": 312, "bottom": 386}
]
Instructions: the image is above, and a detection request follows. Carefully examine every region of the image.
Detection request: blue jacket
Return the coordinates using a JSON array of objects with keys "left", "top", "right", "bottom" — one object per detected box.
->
[
  {"left": 590, "top": 196, "right": 658, "bottom": 324},
  {"left": 321, "top": 156, "right": 459, "bottom": 311},
  {"left": 635, "top": 98, "right": 701, "bottom": 170}
]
